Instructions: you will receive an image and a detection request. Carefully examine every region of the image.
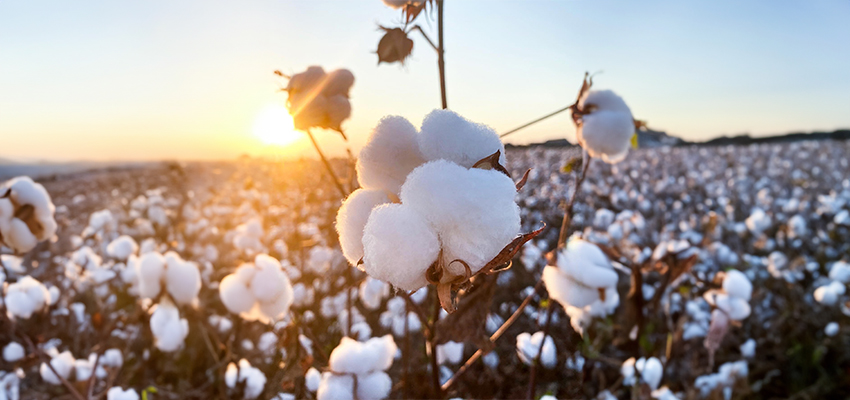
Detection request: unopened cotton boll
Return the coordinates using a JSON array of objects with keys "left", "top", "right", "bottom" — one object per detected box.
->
[
  {"left": 400, "top": 160, "right": 520, "bottom": 277},
  {"left": 106, "top": 387, "right": 140, "bottom": 400},
  {"left": 149, "top": 299, "right": 189, "bottom": 352},
  {"left": 362, "top": 204, "right": 441, "bottom": 291},
  {"left": 355, "top": 116, "right": 425, "bottom": 196},
  {"left": 4, "top": 276, "right": 50, "bottom": 319},
  {"left": 577, "top": 90, "right": 634, "bottom": 164},
  {"left": 417, "top": 109, "right": 506, "bottom": 168},
  {"left": 336, "top": 189, "right": 391, "bottom": 265},
  {"left": 106, "top": 236, "right": 138, "bottom": 260},
  {"left": 0, "top": 176, "right": 57, "bottom": 253}
]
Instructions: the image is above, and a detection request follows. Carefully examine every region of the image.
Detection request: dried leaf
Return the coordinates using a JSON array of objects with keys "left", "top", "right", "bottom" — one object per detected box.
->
[
  {"left": 515, "top": 169, "right": 531, "bottom": 191},
  {"left": 376, "top": 27, "right": 414, "bottom": 65},
  {"left": 437, "top": 282, "right": 455, "bottom": 313},
  {"left": 403, "top": 0, "right": 429, "bottom": 24},
  {"left": 434, "top": 274, "right": 498, "bottom": 345},
  {"left": 472, "top": 150, "right": 511, "bottom": 178},
  {"left": 477, "top": 225, "right": 545, "bottom": 276},
  {"left": 561, "top": 156, "right": 582, "bottom": 174}
]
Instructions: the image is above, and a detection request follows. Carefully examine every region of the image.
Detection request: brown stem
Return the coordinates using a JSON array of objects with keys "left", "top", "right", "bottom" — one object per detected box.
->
[
  {"left": 557, "top": 150, "right": 590, "bottom": 248},
  {"left": 527, "top": 301, "right": 556, "bottom": 400},
  {"left": 402, "top": 300, "right": 410, "bottom": 399},
  {"left": 305, "top": 129, "right": 348, "bottom": 198},
  {"left": 346, "top": 266, "right": 354, "bottom": 336},
  {"left": 410, "top": 25, "right": 438, "bottom": 52},
  {"left": 436, "top": 0, "right": 447, "bottom": 109},
  {"left": 441, "top": 279, "right": 545, "bottom": 391},
  {"left": 427, "top": 297, "right": 443, "bottom": 398}
]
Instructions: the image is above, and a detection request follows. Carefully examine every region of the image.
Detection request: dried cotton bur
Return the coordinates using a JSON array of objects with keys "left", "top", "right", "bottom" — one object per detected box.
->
[{"left": 335, "top": 109, "right": 541, "bottom": 313}]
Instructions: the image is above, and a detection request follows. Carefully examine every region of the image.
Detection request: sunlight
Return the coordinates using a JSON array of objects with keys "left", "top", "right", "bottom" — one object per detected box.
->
[{"left": 253, "top": 104, "right": 300, "bottom": 146}]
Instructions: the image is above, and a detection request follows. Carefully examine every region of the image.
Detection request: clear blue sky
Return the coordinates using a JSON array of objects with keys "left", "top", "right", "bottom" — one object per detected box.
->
[{"left": 1, "top": 0, "right": 848, "bottom": 161}]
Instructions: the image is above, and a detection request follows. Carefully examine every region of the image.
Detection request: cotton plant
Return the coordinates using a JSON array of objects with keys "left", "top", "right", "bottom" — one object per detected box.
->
[
  {"left": 219, "top": 254, "right": 294, "bottom": 324},
  {"left": 281, "top": 66, "right": 354, "bottom": 133},
  {"left": 317, "top": 335, "right": 397, "bottom": 400},
  {"left": 542, "top": 237, "right": 620, "bottom": 335},
  {"left": 0, "top": 176, "right": 57, "bottom": 254},
  {"left": 336, "top": 110, "right": 525, "bottom": 311}
]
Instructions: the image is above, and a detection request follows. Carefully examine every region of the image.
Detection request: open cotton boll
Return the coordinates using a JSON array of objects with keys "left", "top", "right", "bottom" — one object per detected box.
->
[
  {"left": 317, "top": 373, "right": 354, "bottom": 400},
  {"left": 554, "top": 238, "right": 618, "bottom": 289},
  {"left": 2, "top": 342, "right": 24, "bottom": 362},
  {"left": 740, "top": 338, "right": 756, "bottom": 358},
  {"left": 400, "top": 160, "right": 520, "bottom": 277},
  {"left": 336, "top": 189, "right": 391, "bottom": 265},
  {"left": 149, "top": 299, "right": 189, "bottom": 352},
  {"left": 516, "top": 332, "right": 557, "bottom": 368},
  {"left": 0, "top": 177, "right": 57, "bottom": 253},
  {"left": 362, "top": 204, "right": 441, "bottom": 291},
  {"left": 356, "top": 371, "right": 392, "bottom": 400},
  {"left": 305, "top": 367, "right": 321, "bottom": 392},
  {"left": 107, "top": 236, "right": 138, "bottom": 260},
  {"left": 828, "top": 261, "right": 850, "bottom": 283},
  {"left": 417, "top": 109, "right": 506, "bottom": 168},
  {"left": 106, "top": 387, "right": 139, "bottom": 400},
  {"left": 4, "top": 276, "right": 50, "bottom": 319},
  {"left": 576, "top": 90, "right": 634, "bottom": 164},
  {"left": 219, "top": 272, "right": 256, "bottom": 314},
  {"left": 436, "top": 341, "right": 464, "bottom": 365},
  {"left": 356, "top": 116, "right": 426, "bottom": 196},
  {"left": 814, "top": 281, "right": 846, "bottom": 305},
  {"left": 219, "top": 255, "right": 293, "bottom": 323},
  {"left": 328, "top": 335, "right": 397, "bottom": 375},
  {"left": 825, "top": 322, "right": 840, "bottom": 337},
  {"left": 639, "top": 357, "right": 664, "bottom": 390},
  {"left": 40, "top": 350, "right": 75, "bottom": 385},
  {"left": 359, "top": 276, "right": 390, "bottom": 310},
  {"left": 164, "top": 252, "right": 201, "bottom": 305},
  {"left": 543, "top": 266, "right": 605, "bottom": 309},
  {"left": 745, "top": 208, "right": 771, "bottom": 234},
  {"left": 722, "top": 270, "right": 753, "bottom": 301},
  {"left": 136, "top": 252, "right": 166, "bottom": 299},
  {"left": 0, "top": 207, "right": 38, "bottom": 254},
  {"left": 705, "top": 292, "right": 751, "bottom": 321}
]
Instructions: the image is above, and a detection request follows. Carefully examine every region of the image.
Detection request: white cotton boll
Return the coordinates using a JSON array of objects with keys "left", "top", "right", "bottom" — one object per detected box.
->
[
  {"left": 336, "top": 189, "right": 391, "bottom": 265},
  {"left": 2, "top": 342, "right": 24, "bottom": 362},
  {"left": 107, "top": 236, "right": 138, "bottom": 260},
  {"left": 317, "top": 373, "right": 354, "bottom": 400},
  {"left": 87, "top": 209, "right": 114, "bottom": 233},
  {"left": 0, "top": 177, "right": 57, "bottom": 252},
  {"left": 219, "top": 273, "right": 256, "bottom": 314},
  {"left": 825, "top": 322, "right": 839, "bottom": 337},
  {"left": 328, "top": 335, "right": 397, "bottom": 375},
  {"left": 516, "top": 332, "right": 557, "bottom": 368},
  {"left": 359, "top": 277, "right": 390, "bottom": 310},
  {"left": 554, "top": 238, "right": 618, "bottom": 289},
  {"left": 814, "top": 281, "right": 845, "bottom": 305},
  {"left": 740, "top": 339, "right": 756, "bottom": 358},
  {"left": 164, "top": 252, "right": 201, "bottom": 305},
  {"left": 149, "top": 299, "right": 189, "bottom": 352},
  {"left": 106, "top": 387, "right": 140, "bottom": 400},
  {"left": 835, "top": 210, "right": 850, "bottom": 226},
  {"left": 0, "top": 218, "right": 37, "bottom": 254},
  {"left": 40, "top": 350, "right": 75, "bottom": 385},
  {"left": 400, "top": 160, "right": 520, "bottom": 276},
  {"left": 828, "top": 261, "right": 850, "bottom": 283},
  {"left": 356, "top": 371, "right": 392, "bottom": 400},
  {"left": 621, "top": 357, "right": 637, "bottom": 385},
  {"left": 362, "top": 204, "right": 440, "bottom": 291},
  {"left": 709, "top": 292, "right": 751, "bottom": 321},
  {"left": 787, "top": 215, "right": 807, "bottom": 239},
  {"left": 101, "top": 349, "right": 123, "bottom": 368},
  {"left": 577, "top": 90, "right": 634, "bottom": 163},
  {"left": 48, "top": 285, "right": 60, "bottom": 305},
  {"left": 136, "top": 252, "right": 165, "bottom": 299},
  {"left": 305, "top": 367, "right": 321, "bottom": 392},
  {"left": 417, "top": 109, "right": 506, "bottom": 168},
  {"left": 239, "top": 364, "right": 267, "bottom": 399},
  {"left": 745, "top": 208, "right": 771, "bottom": 234},
  {"left": 722, "top": 270, "right": 752, "bottom": 301},
  {"left": 225, "top": 362, "right": 239, "bottom": 388},
  {"left": 356, "top": 116, "right": 426, "bottom": 195},
  {"left": 543, "top": 266, "right": 603, "bottom": 309},
  {"left": 640, "top": 357, "right": 663, "bottom": 390},
  {"left": 4, "top": 276, "right": 50, "bottom": 319},
  {"left": 436, "top": 341, "right": 464, "bottom": 365}
]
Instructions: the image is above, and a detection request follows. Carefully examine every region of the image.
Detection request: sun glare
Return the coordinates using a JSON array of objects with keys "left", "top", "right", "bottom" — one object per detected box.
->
[{"left": 253, "top": 104, "right": 301, "bottom": 146}]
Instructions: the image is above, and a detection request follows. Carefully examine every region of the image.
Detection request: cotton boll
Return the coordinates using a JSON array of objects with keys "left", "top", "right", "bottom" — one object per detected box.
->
[
  {"left": 305, "top": 367, "right": 321, "bottom": 392},
  {"left": 164, "top": 252, "right": 201, "bottom": 305},
  {"left": 106, "top": 387, "right": 140, "bottom": 400},
  {"left": 417, "top": 109, "right": 506, "bottom": 168},
  {"left": 359, "top": 276, "right": 390, "bottom": 310},
  {"left": 436, "top": 341, "right": 464, "bottom": 365},
  {"left": 554, "top": 238, "right": 618, "bottom": 289},
  {"left": 317, "top": 373, "right": 354, "bottom": 400},
  {"left": 149, "top": 299, "right": 189, "bottom": 352},
  {"left": 543, "top": 266, "right": 604, "bottom": 309},
  {"left": 40, "top": 350, "right": 75, "bottom": 385},
  {"left": 322, "top": 69, "right": 355, "bottom": 97},
  {"left": 0, "top": 177, "right": 57, "bottom": 252},
  {"left": 219, "top": 273, "right": 256, "bottom": 314},
  {"left": 787, "top": 215, "right": 807, "bottom": 239},
  {"left": 814, "top": 281, "right": 846, "bottom": 305},
  {"left": 356, "top": 116, "right": 426, "bottom": 195},
  {"left": 336, "top": 189, "right": 391, "bottom": 265},
  {"left": 828, "top": 261, "right": 850, "bottom": 283},
  {"left": 740, "top": 339, "right": 756, "bottom": 358},
  {"left": 722, "top": 270, "right": 753, "bottom": 301},
  {"left": 4, "top": 276, "right": 50, "bottom": 319},
  {"left": 136, "top": 252, "right": 165, "bottom": 299},
  {"left": 825, "top": 322, "right": 839, "bottom": 337},
  {"left": 356, "top": 371, "right": 392, "bottom": 400},
  {"left": 328, "top": 335, "right": 397, "bottom": 375},
  {"left": 2, "top": 342, "right": 24, "bottom": 362},
  {"left": 706, "top": 292, "right": 751, "bottom": 321},
  {"left": 577, "top": 90, "right": 634, "bottom": 163},
  {"left": 400, "top": 160, "right": 520, "bottom": 276},
  {"left": 362, "top": 204, "right": 440, "bottom": 291},
  {"left": 745, "top": 208, "right": 771, "bottom": 234},
  {"left": 101, "top": 349, "right": 123, "bottom": 368},
  {"left": 106, "top": 236, "right": 138, "bottom": 260},
  {"left": 516, "top": 332, "right": 557, "bottom": 368},
  {"left": 640, "top": 357, "right": 663, "bottom": 390}
]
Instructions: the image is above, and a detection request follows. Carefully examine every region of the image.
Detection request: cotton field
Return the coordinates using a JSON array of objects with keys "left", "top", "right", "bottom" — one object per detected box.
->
[{"left": 1, "top": 137, "right": 849, "bottom": 399}]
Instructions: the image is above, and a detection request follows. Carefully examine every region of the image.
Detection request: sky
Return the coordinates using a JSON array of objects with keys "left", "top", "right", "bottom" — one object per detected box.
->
[{"left": 1, "top": 0, "right": 849, "bottom": 162}]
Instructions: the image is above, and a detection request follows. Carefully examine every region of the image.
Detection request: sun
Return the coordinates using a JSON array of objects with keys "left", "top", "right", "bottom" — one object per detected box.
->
[{"left": 253, "top": 104, "right": 301, "bottom": 146}]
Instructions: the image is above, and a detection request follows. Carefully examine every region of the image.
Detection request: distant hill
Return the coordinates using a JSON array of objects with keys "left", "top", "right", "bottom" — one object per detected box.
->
[{"left": 506, "top": 128, "right": 850, "bottom": 149}]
